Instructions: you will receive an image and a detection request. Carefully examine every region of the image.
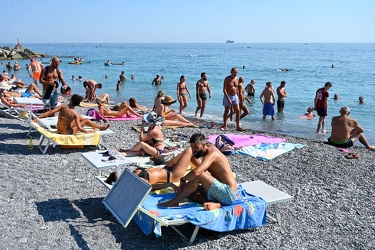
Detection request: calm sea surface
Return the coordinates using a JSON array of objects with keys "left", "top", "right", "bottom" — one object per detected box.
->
[{"left": 2, "top": 43, "right": 375, "bottom": 144}]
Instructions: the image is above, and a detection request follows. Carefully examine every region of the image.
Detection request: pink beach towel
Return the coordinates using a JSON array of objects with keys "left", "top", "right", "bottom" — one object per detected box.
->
[
  {"left": 207, "top": 134, "right": 286, "bottom": 148},
  {"left": 86, "top": 108, "right": 141, "bottom": 121}
]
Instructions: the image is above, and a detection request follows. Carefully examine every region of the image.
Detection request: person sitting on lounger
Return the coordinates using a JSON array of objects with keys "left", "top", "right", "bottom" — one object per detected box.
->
[
  {"left": 33, "top": 94, "right": 110, "bottom": 135},
  {"left": 97, "top": 98, "right": 141, "bottom": 118},
  {"left": 328, "top": 106, "right": 375, "bottom": 150},
  {"left": 155, "top": 95, "right": 197, "bottom": 127},
  {"left": 157, "top": 133, "right": 238, "bottom": 210},
  {"left": 119, "top": 111, "right": 165, "bottom": 157}
]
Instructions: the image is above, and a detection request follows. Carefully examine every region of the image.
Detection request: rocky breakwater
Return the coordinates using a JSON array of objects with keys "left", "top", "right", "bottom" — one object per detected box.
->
[{"left": 0, "top": 43, "right": 49, "bottom": 60}]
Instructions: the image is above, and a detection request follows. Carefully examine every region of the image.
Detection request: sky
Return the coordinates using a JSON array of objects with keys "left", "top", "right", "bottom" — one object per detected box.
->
[{"left": 3, "top": 0, "right": 375, "bottom": 43}]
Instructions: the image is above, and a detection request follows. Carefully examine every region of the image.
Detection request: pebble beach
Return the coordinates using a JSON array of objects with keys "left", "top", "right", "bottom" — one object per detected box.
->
[{"left": 0, "top": 106, "right": 374, "bottom": 249}]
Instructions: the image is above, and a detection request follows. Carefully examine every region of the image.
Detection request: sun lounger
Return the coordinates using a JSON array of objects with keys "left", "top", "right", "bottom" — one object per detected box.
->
[
  {"left": 102, "top": 169, "right": 292, "bottom": 243},
  {"left": 30, "top": 122, "right": 114, "bottom": 154}
]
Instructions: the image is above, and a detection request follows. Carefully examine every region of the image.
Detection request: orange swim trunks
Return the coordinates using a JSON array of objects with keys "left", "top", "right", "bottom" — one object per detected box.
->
[{"left": 33, "top": 71, "right": 41, "bottom": 81}]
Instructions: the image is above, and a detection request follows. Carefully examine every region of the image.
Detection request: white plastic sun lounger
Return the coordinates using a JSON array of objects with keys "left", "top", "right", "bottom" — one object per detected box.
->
[{"left": 102, "top": 169, "right": 293, "bottom": 243}]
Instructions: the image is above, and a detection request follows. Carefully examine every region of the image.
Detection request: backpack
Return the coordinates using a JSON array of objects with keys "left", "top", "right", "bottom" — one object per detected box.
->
[{"left": 215, "top": 135, "right": 235, "bottom": 155}]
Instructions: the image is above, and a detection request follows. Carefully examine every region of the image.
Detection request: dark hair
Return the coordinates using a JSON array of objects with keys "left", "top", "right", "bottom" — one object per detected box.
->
[
  {"left": 180, "top": 75, "right": 185, "bottom": 81},
  {"left": 129, "top": 97, "right": 136, "bottom": 108},
  {"left": 70, "top": 94, "right": 84, "bottom": 106},
  {"left": 97, "top": 83, "right": 102, "bottom": 88},
  {"left": 201, "top": 72, "right": 206, "bottom": 77},
  {"left": 281, "top": 81, "right": 286, "bottom": 85},
  {"left": 189, "top": 133, "right": 206, "bottom": 144},
  {"left": 325, "top": 82, "right": 332, "bottom": 87}
]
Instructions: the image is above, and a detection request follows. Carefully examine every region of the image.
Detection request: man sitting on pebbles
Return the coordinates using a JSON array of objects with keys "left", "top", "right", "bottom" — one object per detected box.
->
[{"left": 328, "top": 106, "right": 375, "bottom": 150}]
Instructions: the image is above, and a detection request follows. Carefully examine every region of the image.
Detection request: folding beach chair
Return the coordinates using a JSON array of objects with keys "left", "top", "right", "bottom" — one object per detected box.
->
[{"left": 103, "top": 169, "right": 200, "bottom": 243}]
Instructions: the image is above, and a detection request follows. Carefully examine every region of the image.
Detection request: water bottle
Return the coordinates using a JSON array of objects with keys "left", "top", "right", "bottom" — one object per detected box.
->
[{"left": 28, "top": 137, "right": 33, "bottom": 150}]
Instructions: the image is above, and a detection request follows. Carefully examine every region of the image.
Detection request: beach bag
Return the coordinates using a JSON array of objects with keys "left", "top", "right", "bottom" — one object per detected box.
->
[{"left": 215, "top": 135, "right": 235, "bottom": 155}]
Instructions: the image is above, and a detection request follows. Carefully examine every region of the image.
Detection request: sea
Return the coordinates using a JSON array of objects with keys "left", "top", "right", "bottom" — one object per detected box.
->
[{"left": 2, "top": 43, "right": 374, "bottom": 144}]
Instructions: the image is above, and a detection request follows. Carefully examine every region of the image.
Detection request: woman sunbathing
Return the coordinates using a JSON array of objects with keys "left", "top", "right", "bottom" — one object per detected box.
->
[
  {"left": 34, "top": 94, "right": 109, "bottom": 135},
  {"left": 129, "top": 97, "right": 150, "bottom": 113},
  {"left": 106, "top": 146, "right": 200, "bottom": 191},
  {"left": 97, "top": 98, "right": 141, "bottom": 118},
  {"left": 155, "top": 95, "right": 197, "bottom": 127}
]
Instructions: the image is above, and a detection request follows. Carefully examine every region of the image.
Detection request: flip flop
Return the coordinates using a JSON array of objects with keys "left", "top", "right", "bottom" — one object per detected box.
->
[
  {"left": 345, "top": 153, "right": 359, "bottom": 159},
  {"left": 220, "top": 125, "right": 228, "bottom": 131}
]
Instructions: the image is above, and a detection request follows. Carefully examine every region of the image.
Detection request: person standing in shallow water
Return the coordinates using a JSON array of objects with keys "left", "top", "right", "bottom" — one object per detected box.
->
[
  {"left": 260, "top": 81, "right": 276, "bottom": 120},
  {"left": 276, "top": 81, "right": 287, "bottom": 113},
  {"left": 314, "top": 81, "right": 332, "bottom": 133},
  {"left": 176, "top": 75, "right": 192, "bottom": 114},
  {"left": 195, "top": 72, "right": 211, "bottom": 118}
]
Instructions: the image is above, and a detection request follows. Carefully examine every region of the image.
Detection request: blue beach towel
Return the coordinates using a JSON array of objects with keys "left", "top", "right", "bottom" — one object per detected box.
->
[
  {"left": 133, "top": 185, "right": 267, "bottom": 237},
  {"left": 236, "top": 142, "right": 306, "bottom": 161}
]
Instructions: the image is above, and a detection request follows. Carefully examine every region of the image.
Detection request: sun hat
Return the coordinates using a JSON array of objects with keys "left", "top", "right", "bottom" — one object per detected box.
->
[
  {"left": 0, "top": 82, "right": 9, "bottom": 89},
  {"left": 143, "top": 111, "right": 164, "bottom": 126},
  {"left": 161, "top": 95, "right": 177, "bottom": 105}
]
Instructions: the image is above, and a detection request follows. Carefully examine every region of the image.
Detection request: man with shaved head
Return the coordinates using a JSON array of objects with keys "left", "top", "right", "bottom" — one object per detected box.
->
[{"left": 39, "top": 56, "right": 68, "bottom": 109}]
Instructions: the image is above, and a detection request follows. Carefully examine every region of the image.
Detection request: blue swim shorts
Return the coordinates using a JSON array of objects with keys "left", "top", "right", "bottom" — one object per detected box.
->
[
  {"left": 223, "top": 94, "right": 239, "bottom": 106},
  {"left": 206, "top": 178, "right": 237, "bottom": 206},
  {"left": 21, "top": 91, "right": 32, "bottom": 98},
  {"left": 263, "top": 103, "right": 275, "bottom": 116}
]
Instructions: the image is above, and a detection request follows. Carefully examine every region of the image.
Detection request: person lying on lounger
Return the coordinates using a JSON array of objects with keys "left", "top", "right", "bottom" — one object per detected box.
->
[
  {"left": 119, "top": 112, "right": 165, "bottom": 157},
  {"left": 97, "top": 98, "right": 141, "bottom": 118},
  {"left": 33, "top": 94, "right": 109, "bottom": 135},
  {"left": 0, "top": 83, "right": 43, "bottom": 99},
  {"left": 154, "top": 95, "right": 197, "bottom": 127},
  {"left": 106, "top": 140, "right": 201, "bottom": 191}
]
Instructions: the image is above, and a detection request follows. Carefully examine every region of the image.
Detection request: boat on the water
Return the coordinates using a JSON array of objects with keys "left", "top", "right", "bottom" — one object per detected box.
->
[
  {"left": 68, "top": 61, "right": 83, "bottom": 64},
  {"left": 226, "top": 40, "right": 234, "bottom": 43}
]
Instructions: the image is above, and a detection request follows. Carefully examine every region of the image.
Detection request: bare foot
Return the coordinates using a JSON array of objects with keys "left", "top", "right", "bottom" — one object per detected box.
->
[
  {"left": 204, "top": 202, "right": 221, "bottom": 210},
  {"left": 100, "top": 124, "right": 110, "bottom": 130},
  {"left": 367, "top": 145, "right": 375, "bottom": 150}
]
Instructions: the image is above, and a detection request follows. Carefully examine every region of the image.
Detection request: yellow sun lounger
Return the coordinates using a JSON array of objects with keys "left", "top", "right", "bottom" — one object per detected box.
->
[{"left": 30, "top": 122, "right": 112, "bottom": 154}]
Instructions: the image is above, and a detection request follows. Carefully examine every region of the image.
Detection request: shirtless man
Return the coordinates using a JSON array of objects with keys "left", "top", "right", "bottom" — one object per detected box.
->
[
  {"left": 33, "top": 94, "right": 109, "bottom": 135},
  {"left": 276, "top": 81, "right": 287, "bottom": 113},
  {"left": 260, "top": 82, "right": 276, "bottom": 120},
  {"left": 119, "top": 112, "right": 165, "bottom": 157},
  {"left": 328, "top": 106, "right": 375, "bottom": 150},
  {"left": 27, "top": 58, "right": 44, "bottom": 85},
  {"left": 245, "top": 79, "right": 256, "bottom": 96},
  {"left": 158, "top": 133, "right": 238, "bottom": 210},
  {"left": 195, "top": 72, "right": 211, "bottom": 118},
  {"left": 222, "top": 67, "right": 244, "bottom": 131},
  {"left": 152, "top": 74, "right": 162, "bottom": 85},
  {"left": 83, "top": 79, "right": 102, "bottom": 102},
  {"left": 97, "top": 98, "right": 141, "bottom": 118},
  {"left": 39, "top": 56, "right": 68, "bottom": 109},
  {"left": 0, "top": 82, "right": 42, "bottom": 99}
]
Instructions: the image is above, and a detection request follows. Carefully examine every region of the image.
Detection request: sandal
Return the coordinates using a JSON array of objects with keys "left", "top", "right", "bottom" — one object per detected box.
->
[{"left": 345, "top": 153, "right": 359, "bottom": 159}]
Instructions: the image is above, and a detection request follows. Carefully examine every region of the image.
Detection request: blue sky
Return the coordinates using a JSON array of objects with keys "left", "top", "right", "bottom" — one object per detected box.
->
[{"left": 3, "top": 0, "right": 374, "bottom": 43}]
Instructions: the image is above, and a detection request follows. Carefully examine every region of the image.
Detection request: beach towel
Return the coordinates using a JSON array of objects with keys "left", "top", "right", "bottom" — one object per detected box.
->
[
  {"left": 236, "top": 142, "right": 306, "bottom": 161},
  {"left": 34, "top": 123, "right": 100, "bottom": 146},
  {"left": 79, "top": 101, "right": 111, "bottom": 107},
  {"left": 133, "top": 185, "right": 266, "bottom": 236},
  {"left": 207, "top": 134, "right": 286, "bottom": 148},
  {"left": 86, "top": 108, "right": 141, "bottom": 121}
]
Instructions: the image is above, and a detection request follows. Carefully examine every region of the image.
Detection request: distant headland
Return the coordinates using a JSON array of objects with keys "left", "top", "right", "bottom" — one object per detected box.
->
[{"left": 0, "top": 42, "right": 49, "bottom": 60}]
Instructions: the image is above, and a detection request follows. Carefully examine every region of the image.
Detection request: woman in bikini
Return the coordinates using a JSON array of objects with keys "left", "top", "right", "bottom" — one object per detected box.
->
[
  {"left": 106, "top": 146, "right": 200, "bottom": 191},
  {"left": 33, "top": 94, "right": 109, "bottom": 135},
  {"left": 97, "top": 98, "right": 141, "bottom": 118},
  {"left": 154, "top": 95, "right": 197, "bottom": 127},
  {"left": 176, "top": 75, "right": 191, "bottom": 114},
  {"left": 129, "top": 97, "right": 150, "bottom": 113}
]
